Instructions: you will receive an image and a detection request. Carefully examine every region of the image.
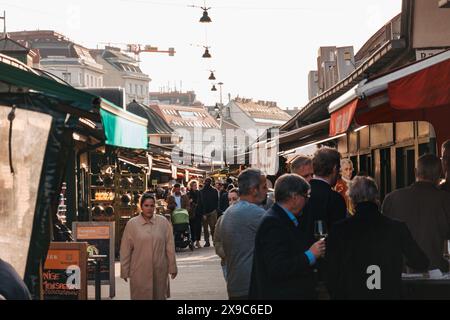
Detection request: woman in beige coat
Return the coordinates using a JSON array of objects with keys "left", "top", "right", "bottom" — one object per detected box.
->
[{"left": 120, "top": 193, "right": 178, "bottom": 300}]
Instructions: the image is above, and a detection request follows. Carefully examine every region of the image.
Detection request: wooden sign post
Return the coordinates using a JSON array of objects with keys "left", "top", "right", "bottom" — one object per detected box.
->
[
  {"left": 72, "top": 222, "right": 115, "bottom": 298},
  {"left": 42, "top": 242, "right": 88, "bottom": 300}
]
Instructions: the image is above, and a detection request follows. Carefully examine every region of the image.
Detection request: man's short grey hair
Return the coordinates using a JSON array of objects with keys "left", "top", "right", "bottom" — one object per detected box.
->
[
  {"left": 348, "top": 176, "right": 379, "bottom": 205},
  {"left": 290, "top": 155, "right": 312, "bottom": 173},
  {"left": 238, "top": 168, "right": 264, "bottom": 196},
  {"left": 274, "top": 174, "right": 310, "bottom": 203},
  {"left": 417, "top": 154, "right": 442, "bottom": 183}
]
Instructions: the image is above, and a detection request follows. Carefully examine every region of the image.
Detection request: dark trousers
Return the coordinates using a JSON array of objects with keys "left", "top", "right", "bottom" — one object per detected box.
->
[{"left": 190, "top": 214, "right": 202, "bottom": 241}]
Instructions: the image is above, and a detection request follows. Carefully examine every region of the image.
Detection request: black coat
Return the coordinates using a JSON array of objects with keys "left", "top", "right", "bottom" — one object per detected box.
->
[
  {"left": 198, "top": 185, "right": 219, "bottom": 215},
  {"left": 326, "top": 202, "right": 430, "bottom": 300},
  {"left": 300, "top": 179, "right": 347, "bottom": 246},
  {"left": 218, "top": 191, "right": 229, "bottom": 216},
  {"left": 249, "top": 204, "right": 317, "bottom": 300},
  {"left": 0, "top": 259, "right": 31, "bottom": 300}
]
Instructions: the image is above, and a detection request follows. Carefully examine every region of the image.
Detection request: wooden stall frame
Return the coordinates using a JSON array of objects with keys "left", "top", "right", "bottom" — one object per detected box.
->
[{"left": 72, "top": 222, "right": 115, "bottom": 299}]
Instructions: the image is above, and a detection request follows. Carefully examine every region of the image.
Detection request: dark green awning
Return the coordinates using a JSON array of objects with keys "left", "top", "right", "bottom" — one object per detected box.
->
[
  {"left": 0, "top": 54, "right": 98, "bottom": 111},
  {"left": 100, "top": 99, "right": 148, "bottom": 150}
]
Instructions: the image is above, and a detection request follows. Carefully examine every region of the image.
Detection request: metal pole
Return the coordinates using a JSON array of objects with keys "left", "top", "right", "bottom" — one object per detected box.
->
[
  {"left": 95, "top": 260, "right": 101, "bottom": 300},
  {"left": 218, "top": 82, "right": 223, "bottom": 105},
  {"left": 1, "top": 11, "right": 6, "bottom": 38}
]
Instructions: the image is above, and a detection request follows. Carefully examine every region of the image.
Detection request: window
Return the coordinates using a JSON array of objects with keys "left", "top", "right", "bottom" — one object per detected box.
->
[
  {"left": 129, "top": 84, "right": 133, "bottom": 93},
  {"left": 62, "top": 72, "right": 71, "bottom": 83},
  {"left": 160, "top": 136, "right": 172, "bottom": 144}
]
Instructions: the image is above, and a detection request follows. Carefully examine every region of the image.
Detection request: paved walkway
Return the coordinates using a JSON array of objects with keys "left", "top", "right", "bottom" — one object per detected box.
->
[{"left": 88, "top": 245, "right": 227, "bottom": 300}]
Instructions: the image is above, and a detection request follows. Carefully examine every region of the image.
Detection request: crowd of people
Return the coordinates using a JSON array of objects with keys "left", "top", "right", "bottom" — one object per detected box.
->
[
  {"left": 116, "top": 140, "right": 450, "bottom": 300},
  {"left": 2, "top": 141, "right": 450, "bottom": 300}
]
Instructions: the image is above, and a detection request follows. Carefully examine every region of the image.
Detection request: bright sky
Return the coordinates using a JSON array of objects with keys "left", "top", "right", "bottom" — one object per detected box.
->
[{"left": 1, "top": 0, "right": 402, "bottom": 109}]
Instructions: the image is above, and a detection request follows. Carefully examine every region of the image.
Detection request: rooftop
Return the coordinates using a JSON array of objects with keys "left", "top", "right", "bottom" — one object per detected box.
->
[
  {"left": 232, "top": 98, "right": 291, "bottom": 123},
  {"left": 151, "top": 104, "right": 219, "bottom": 129}
]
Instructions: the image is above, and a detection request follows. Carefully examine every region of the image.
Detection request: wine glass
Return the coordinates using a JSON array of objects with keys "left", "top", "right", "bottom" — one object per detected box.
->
[{"left": 314, "top": 220, "right": 328, "bottom": 241}]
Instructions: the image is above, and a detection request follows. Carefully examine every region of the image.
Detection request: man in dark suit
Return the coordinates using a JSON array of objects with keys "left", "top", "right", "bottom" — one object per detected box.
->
[
  {"left": 249, "top": 174, "right": 326, "bottom": 300},
  {"left": 382, "top": 154, "right": 450, "bottom": 272},
  {"left": 327, "top": 176, "right": 429, "bottom": 299},
  {"left": 301, "top": 147, "right": 347, "bottom": 244},
  {"left": 298, "top": 147, "right": 347, "bottom": 298}
]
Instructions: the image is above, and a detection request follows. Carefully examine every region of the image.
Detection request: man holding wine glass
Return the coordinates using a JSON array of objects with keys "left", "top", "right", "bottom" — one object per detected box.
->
[{"left": 249, "top": 174, "right": 326, "bottom": 300}]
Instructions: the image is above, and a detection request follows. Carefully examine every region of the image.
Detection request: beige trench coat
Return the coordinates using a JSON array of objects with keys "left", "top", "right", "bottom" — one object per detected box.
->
[{"left": 120, "top": 214, "right": 177, "bottom": 300}]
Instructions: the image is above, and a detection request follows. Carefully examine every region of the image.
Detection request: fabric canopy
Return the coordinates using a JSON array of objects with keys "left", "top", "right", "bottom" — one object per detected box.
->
[
  {"left": 100, "top": 99, "right": 148, "bottom": 150},
  {"left": 388, "top": 58, "right": 450, "bottom": 110},
  {"left": 329, "top": 99, "right": 358, "bottom": 136},
  {"left": 328, "top": 50, "right": 450, "bottom": 151},
  {"left": 0, "top": 54, "right": 99, "bottom": 112}
]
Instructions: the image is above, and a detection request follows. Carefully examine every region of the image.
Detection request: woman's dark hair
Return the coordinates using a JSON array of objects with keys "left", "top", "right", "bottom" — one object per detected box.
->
[
  {"left": 227, "top": 184, "right": 235, "bottom": 191},
  {"left": 139, "top": 193, "right": 156, "bottom": 209}
]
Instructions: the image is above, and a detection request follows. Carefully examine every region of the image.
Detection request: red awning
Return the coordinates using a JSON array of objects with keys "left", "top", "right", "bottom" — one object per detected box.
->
[
  {"left": 388, "top": 58, "right": 450, "bottom": 110},
  {"left": 329, "top": 99, "right": 358, "bottom": 136},
  {"left": 328, "top": 50, "right": 450, "bottom": 152}
]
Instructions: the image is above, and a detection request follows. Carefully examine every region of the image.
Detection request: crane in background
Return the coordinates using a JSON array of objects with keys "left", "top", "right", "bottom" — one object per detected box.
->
[{"left": 98, "top": 42, "right": 175, "bottom": 61}]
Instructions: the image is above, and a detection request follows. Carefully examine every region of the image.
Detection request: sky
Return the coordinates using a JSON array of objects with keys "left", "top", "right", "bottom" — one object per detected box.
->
[{"left": 0, "top": 0, "right": 403, "bottom": 109}]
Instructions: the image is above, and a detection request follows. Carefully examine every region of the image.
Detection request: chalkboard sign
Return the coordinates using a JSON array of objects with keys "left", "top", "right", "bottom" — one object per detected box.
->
[
  {"left": 73, "top": 222, "right": 115, "bottom": 298},
  {"left": 42, "top": 242, "right": 88, "bottom": 300}
]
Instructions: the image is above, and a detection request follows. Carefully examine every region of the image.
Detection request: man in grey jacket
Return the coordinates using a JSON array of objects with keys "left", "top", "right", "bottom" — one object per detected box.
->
[{"left": 221, "top": 169, "right": 268, "bottom": 300}]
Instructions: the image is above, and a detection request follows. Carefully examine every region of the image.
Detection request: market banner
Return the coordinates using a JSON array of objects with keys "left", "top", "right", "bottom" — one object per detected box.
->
[
  {"left": 0, "top": 106, "right": 52, "bottom": 278},
  {"left": 42, "top": 242, "right": 88, "bottom": 300}
]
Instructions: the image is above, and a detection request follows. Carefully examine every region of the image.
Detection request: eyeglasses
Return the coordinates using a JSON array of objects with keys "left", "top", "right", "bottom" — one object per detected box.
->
[{"left": 300, "top": 193, "right": 311, "bottom": 201}]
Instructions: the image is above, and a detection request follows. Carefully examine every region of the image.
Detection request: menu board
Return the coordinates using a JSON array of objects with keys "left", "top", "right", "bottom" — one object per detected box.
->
[
  {"left": 42, "top": 242, "right": 87, "bottom": 300},
  {"left": 73, "top": 222, "right": 115, "bottom": 298}
]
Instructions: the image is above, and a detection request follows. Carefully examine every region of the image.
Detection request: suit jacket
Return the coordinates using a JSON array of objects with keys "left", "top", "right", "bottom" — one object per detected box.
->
[
  {"left": 249, "top": 203, "right": 316, "bottom": 300},
  {"left": 382, "top": 181, "right": 450, "bottom": 272},
  {"left": 166, "top": 194, "right": 190, "bottom": 212},
  {"left": 301, "top": 179, "right": 348, "bottom": 246},
  {"left": 327, "top": 202, "right": 429, "bottom": 300}
]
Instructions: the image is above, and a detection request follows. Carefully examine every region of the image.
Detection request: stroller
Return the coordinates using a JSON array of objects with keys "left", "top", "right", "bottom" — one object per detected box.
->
[{"left": 171, "top": 208, "right": 194, "bottom": 251}]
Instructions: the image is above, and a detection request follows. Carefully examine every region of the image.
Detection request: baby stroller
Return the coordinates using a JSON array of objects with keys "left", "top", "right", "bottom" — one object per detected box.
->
[{"left": 171, "top": 208, "right": 194, "bottom": 251}]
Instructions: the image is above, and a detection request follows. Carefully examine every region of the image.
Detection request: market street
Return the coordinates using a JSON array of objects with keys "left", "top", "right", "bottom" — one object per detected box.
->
[{"left": 88, "top": 246, "right": 227, "bottom": 300}]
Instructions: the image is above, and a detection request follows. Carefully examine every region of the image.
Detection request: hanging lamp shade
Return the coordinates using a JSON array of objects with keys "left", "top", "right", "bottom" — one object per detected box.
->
[
  {"left": 200, "top": 9, "right": 212, "bottom": 23},
  {"left": 211, "top": 85, "right": 217, "bottom": 91},
  {"left": 202, "top": 48, "right": 211, "bottom": 58},
  {"left": 209, "top": 71, "right": 216, "bottom": 80}
]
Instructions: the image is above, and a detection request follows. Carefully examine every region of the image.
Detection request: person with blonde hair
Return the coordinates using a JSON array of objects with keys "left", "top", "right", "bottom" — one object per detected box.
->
[{"left": 335, "top": 158, "right": 354, "bottom": 215}]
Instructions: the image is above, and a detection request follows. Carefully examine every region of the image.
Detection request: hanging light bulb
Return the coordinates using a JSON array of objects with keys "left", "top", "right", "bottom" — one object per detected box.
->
[
  {"left": 200, "top": 8, "right": 212, "bottom": 23},
  {"left": 202, "top": 47, "right": 211, "bottom": 58},
  {"left": 211, "top": 84, "right": 217, "bottom": 91},
  {"left": 209, "top": 71, "right": 216, "bottom": 80}
]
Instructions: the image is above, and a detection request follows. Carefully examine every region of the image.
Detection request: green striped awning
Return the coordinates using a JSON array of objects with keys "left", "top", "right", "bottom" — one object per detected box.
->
[{"left": 100, "top": 99, "right": 148, "bottom": 150}]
